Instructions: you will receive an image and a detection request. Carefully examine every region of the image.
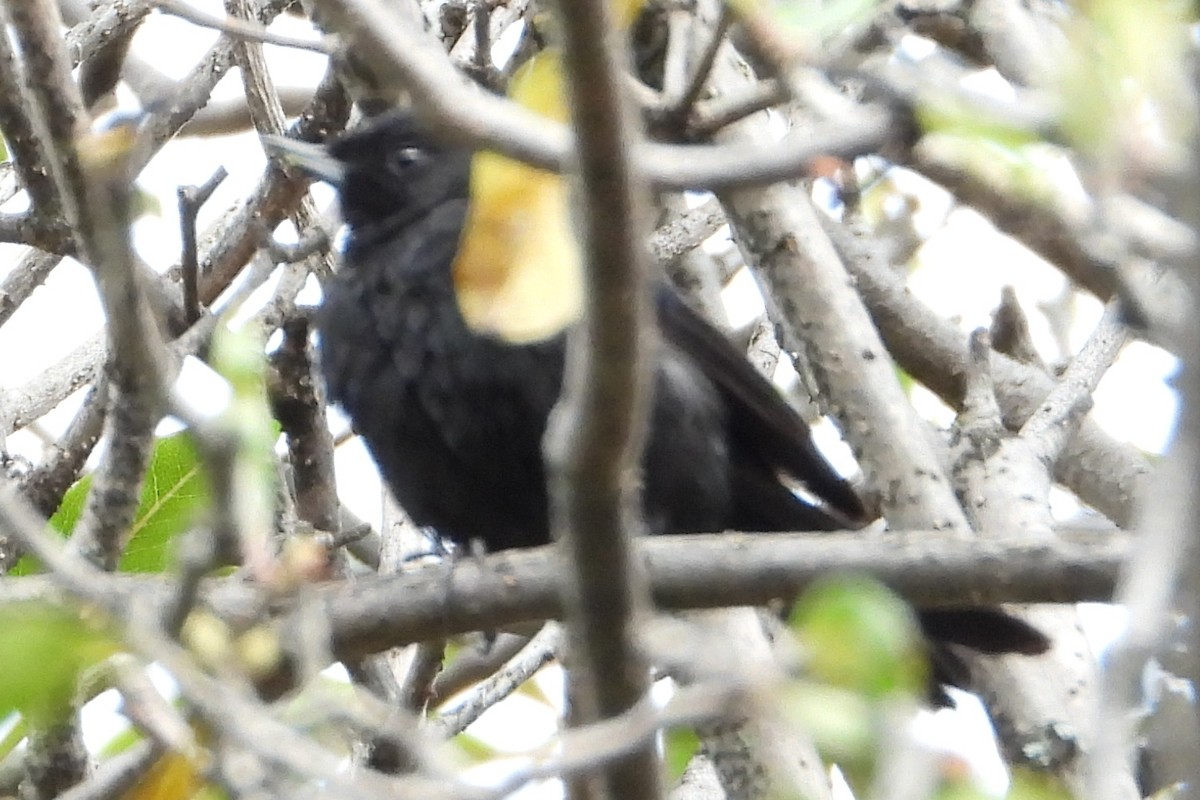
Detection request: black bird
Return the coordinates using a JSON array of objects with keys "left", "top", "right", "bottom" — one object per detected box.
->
[
  {"left": 284, "top": 113, "right": 865, "bottom": 548},
  {"left": 265, "top": 110, "right": 1048, "bottom": 696}
]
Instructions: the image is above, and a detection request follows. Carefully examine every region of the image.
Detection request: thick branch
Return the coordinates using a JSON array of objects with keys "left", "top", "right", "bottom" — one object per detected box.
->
[
  {"left": 0, "top": 499, "right": 1128, "bottom": 660},
  {"left": 308, "top": 529, "right": 1128, "bottom": 659},
  {"left": 545, "top": 0, "right": 660, "bottom": 796},
  {"left": 823, "top": 218, "right": 1150, "bottom": 526}
]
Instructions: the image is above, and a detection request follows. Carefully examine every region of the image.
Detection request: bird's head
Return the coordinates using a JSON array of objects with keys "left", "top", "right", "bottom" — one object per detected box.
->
[
  {"left": 263, "top": 113, "right": 471, "bottom": 235},
  {"left": 263, "top": 52, "right": 580, "bottom": 344}
]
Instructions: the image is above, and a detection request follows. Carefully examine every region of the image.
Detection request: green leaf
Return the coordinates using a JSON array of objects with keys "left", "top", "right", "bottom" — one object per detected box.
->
[
  {"left": 663, "top": 727, "right": 701, "bottom": 782},
  {"left": 788, "top": 574, "right": 927, "bottom": 699},
  {"left": 118, "top": 434, "right": 209, "bottom": 572},
  {"left": 0, "top": 602, "right": 119, "bottom": 726},
  {"left": 14, "top": 433, "right": 210, "bottom": 575}
]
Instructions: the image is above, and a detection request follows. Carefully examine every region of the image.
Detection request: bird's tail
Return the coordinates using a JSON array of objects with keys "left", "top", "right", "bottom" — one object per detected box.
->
[
  {"left": 920, "top": 608, "right": 1050, "bottom": 706},
  {"left": 729, "top": 462, "right": 1052, "bottom": 700}
]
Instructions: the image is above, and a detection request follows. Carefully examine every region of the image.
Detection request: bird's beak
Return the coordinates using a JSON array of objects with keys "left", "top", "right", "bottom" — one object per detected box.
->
[{"left": 261, "top": 135, "right": 345, "bottom": 185}]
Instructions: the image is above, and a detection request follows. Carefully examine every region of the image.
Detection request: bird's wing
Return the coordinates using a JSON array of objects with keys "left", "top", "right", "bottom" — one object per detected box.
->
[{"left": 655, "top": 288, "right": 867, "bottom": 525}]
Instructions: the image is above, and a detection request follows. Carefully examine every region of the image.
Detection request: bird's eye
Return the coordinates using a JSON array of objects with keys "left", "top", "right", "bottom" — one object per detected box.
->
[{"left": 388, "top": 146, "right": 425, "bottom": 171}]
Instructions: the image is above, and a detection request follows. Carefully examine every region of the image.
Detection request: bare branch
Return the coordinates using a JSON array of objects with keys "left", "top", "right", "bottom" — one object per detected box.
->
[
  {"left": 1088, "top": 106, "right": 1200, "bottom": 800},
  {"left": 154, "top": 0, "right": 334, "bottom": 55},
  {"left": 433, "top": 622, "right": 561, "bottom": 737},
  {"left": 990, "top": 286, "right": 1046, "bottom": 369},
  {"left": 1022, "top": 301, "right": 1128, "bottom": 466},
  {"left": 542, "top": 0, "right": 660, "bottom": 795},
  {"left": 55, "top": 739, "right": 159, "bottom": 800},
  {"left": 309, "top": 0, "right": 896, "bottom": 190},
  {"left": 18, "top": 380, "right": 107, "bottom": 520},
  {"left": 0, "top": 504, "right": 1128, "bottom": 657},
  {"left": 715, "top": 90, "right": 969, "bottom": 530},
  {"left": 950, "top": 328, "right": 1126, "bottom": 796},
  {"left": 821, "top": 216, "right": 1151, "bottom": 527},
  {"left": 0, "top": 251, "right": 63, "bottom": 329},
  {"left": 177, "top": 168, "right": 229, "bottom": 325},
  {"left": 304, "top": 529, "right": 1128, "bottom": 659},
  {"left": 0, "top": 22, "right": 68, "bottom": 248}
]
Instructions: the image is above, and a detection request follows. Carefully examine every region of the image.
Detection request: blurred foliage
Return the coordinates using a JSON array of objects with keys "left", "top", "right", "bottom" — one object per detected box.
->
[
  {"left": 781, "top": 574, "right": 928, "bottom": 791},
  {"left": 100, "top": 722, "right": 221, "bottom": 800},
  {"left": 180, "top": 611, "right": 236, "bottom": 674},
  {"left": 918, "top": 102, "right": 1042, "bottom": 153},
  {"left": 132, "top": 187, "right": 163, "bottom": 220},
  {"left": 121, "top": 750, "right": 220, "bottom": 800},
  {"left": 728, "top": 0, "right": 878, "bottom": 52},
  {"left": 779, "top": 681, "right": 876, "bottom": 780},
  {"left": 0, "top": 602, "right": 119, "bottom": 727},
  {"left": 1059, "top": 0, "right": 1195, "bottom": 168},
  {"left": 788, "top": 573, "right": 927, "bottom": 698},
  {"left": 1005, "top": 767, "right": 1073, "bottom": 800},
  {"left": 209, "top": 327, "right": 278, "bottom": 562},
  {"left": 451, "top": 730, "right": 501, "bottom": 763},
  {"left": 917, "top": 101, "right": 1059, "bottom": 210}
]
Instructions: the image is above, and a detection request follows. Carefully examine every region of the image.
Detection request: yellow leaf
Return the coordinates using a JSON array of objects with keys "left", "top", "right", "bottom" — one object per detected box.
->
[
  {"left": 453, "top": 51, "right": 583, "bottom": 344},
  {"left": 121, "top": 751, "right": 207, "bottom": 800}
]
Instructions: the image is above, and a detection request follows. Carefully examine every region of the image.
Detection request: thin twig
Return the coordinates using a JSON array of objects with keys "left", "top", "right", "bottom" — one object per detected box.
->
[
  {"left": 690, "top": 79, "right": 786, "bottom": 137},
  {"left": 648, "top": 197, "right": 726, "bottom": 266},
  {"left": 670, "top": 7, "right": 733, "bottom": 120},
  {"left": 55, "top": 740, "right": 161, "bottom": 800},
  {"left": 0, "top": 484, "right": 121, "bottom": 608},
  {"left": 990, "top": 286, "right": 1046, "bottom": 369},
  {"left": 153, "top": 0, "right": 334, "bottom": 54},
  {"left": 0, "top": 250, "right": 63, "bottom": 328},
  {"left": 177, "top": 167, "right": 229, "bottom": 325},
  {"left": 0, "top": 19, "right": 67, "bottom": 245},
  {"left": 433, "top": 622, "right": 561, "bottom": 737},
  {"left": 398, "top": 639, "right": 448, "bottom": 715},
  {"left": 430, "top": 631, "right": 533, "bottom": 701},
  {"left": 19, "top": 379, "right": 107, "bottom": 519},
  {"left": 1022, "top": 301, "right": 1128, "bottom": 466}
]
